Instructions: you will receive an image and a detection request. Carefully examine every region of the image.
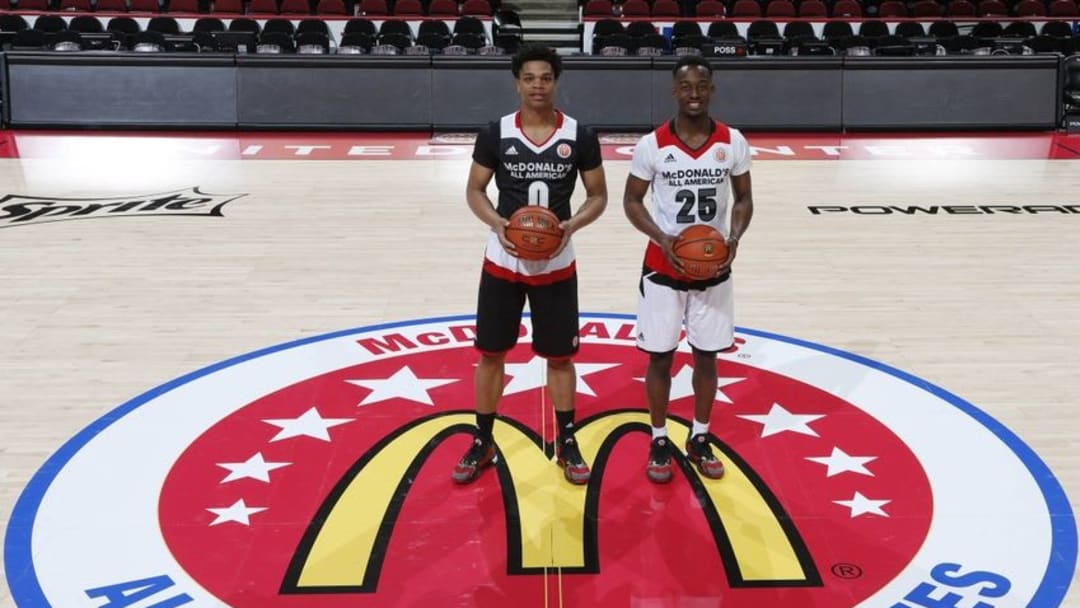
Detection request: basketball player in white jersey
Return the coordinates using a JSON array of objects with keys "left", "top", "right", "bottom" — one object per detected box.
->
[
  {"left": 452, "top": 45, "right": 608, "bottom": 486},
  {"left": 623, "top": 56, "right": 754, "bottom": 484}
]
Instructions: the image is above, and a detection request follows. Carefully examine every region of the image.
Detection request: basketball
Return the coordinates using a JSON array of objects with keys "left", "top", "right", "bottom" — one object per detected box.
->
[
  {"left": 505, "top": 206, "right": 564, "bottom": 260},
  {"left": 672, "top": 224, "right": 729, "bottom": 280}
]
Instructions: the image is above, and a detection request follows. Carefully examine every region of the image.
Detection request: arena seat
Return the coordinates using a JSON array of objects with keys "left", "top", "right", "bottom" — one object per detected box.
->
[{"left": 798, "top": 0, "right": 828, "bottom": 16}]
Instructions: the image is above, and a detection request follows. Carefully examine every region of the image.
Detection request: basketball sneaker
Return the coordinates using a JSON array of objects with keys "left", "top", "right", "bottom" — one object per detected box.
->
[
  {"left": 685, "top": 434, "right": 725, "bottom": 479},
  {"left": 451, "top": 436, "right": 497, "bottom": 484},
  {"left": 646, "top": 437, "right": 674, "bottom": 484},
  {"left": 556, "top": 435, "right": 591, "bottom": 485}
]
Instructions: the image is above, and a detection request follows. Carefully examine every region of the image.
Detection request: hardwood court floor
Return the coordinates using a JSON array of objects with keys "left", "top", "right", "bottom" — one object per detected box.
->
[{"left": 0, "top": 131, "right": 1077, "bottom": 607}]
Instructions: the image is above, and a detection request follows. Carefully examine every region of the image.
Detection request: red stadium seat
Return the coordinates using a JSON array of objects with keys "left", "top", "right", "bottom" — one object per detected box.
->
[
  {"left": 651, "top": 0, "right": 680, "bottom": 16},
  {"left": 944, "top": 0, "right": 976, "bottom": 15},
  {"left": 911, "top": 0, "right": 943, "bottom": 15},
  {"left": 1047, "top": 0, "right": 1078, "bottom": 14},
  {"left": 976, "top": 0, "right": 1007, "bottom": 15},
  {"left": 583, "top": 0, "right": 613, "bottom": 15},
  {"left": 394, "top": 0, "right": 423, "bottom": 14},
  {"left": 359, "top": 0, "right": 388, "bottom": 14},
  {"left": 730, "top": 0, "right": 761, "bottom": 16},
  {"left": 315, "top": 0, "right": 347, "bottom": 12},
  {"left": 167, "top": 0, "right": 199, "bottom": 11},
  {"left": 620, "top": 0, "right": 650, "bottom": 15},
  {"left": 695, "top": 0, "right": 725, "bottom": 16},
  {"left": 765, "top": 0, "right": 796, "bottom": 16},
  {"left": 831, "top": 0, "right": 861, "bottom": 15},
  {"left": 798, "top": 0, "right": 827, "bottom": 16},
  {"left": 214, "top": 0, "right": 243, "bottom": 11},
  {"left": 427, "top": 0, "right": 457, "bottom": 14},
  {"left": 128, "top": 0, "right": 160, "bottom": 12},
  {"left": 461, "top": 0, "right": 490, "bottom": 14},
  {"left": 279, "top": 0, "right": 310, "bottom": 13},
  {"left": 877, "top": 0, "right": 909, "bottom": 16},
  {"left": 247, "top": 0, "right": 279, "bottom": 11},
  {"left": 59, "top": 0, "right": 93, "bottom": 11},
  {"left": 1014, "top": 0, "right": 1047, "bottom": 14}
]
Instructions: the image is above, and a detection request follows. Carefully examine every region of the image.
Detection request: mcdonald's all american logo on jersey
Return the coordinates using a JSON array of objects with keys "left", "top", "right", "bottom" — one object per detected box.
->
[{"left": 5, "top": 315, "right": 1075, "bottom": 607}]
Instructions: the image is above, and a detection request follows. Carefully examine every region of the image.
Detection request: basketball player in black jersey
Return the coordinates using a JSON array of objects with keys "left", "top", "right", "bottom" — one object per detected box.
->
[{"left": 452, "top": 45, "right": 608, "bottom": 486}]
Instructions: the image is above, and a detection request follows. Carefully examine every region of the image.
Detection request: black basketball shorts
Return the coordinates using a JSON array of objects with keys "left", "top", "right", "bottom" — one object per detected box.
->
[{"left": 474, "top": 270, "right": 580, "bottom": 358}]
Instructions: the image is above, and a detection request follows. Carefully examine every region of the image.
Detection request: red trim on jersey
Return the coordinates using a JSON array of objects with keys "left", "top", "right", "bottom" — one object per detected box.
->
[
  {"left": 514, "top": 110, "right": 565, "bottom": 148},
  {"left": 483, "top": 258, "right": 577, "bottom": 286},
  {"left": 643, "top": 241, "right": 684, "bottom": 279},
  {"left": 655, "top": 120, "right": 731, "bottom": 160}
]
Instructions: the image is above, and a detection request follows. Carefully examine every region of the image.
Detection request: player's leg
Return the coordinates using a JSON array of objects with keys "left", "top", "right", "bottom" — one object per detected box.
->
[
  {"left": 691, "top": 347, "right": 718, "bottom": 428},
  {"left": 452, "top": 271, "right": 525, "bottom": 484},
  {"left": 636, "top": 274, "right": 687, "bottom": 483},
  {"left": 682, "top": 278, "right": 735, "bottom": 480},
  {"left": 529, "top": 274, "right": 590, "bottom": 485}
]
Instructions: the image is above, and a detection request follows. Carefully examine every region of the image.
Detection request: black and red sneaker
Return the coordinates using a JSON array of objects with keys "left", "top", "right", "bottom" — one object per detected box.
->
[
  {"left": 451, "top": 436, "right": 497, "bottom": 484},
  {"left": 685, "top": 433, "right": 725, "bottom": 479},
  {"left": 646, "top": 437, "right": 674, "bottom": 484},
  {"left": 556, "top": 436, "right": 591, "bottom": 485}
]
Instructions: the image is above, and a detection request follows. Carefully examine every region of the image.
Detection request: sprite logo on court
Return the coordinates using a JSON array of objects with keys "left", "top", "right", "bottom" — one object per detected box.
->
[
  {"left": 0, "top": 187, "right": 246, "bottom": 228},
  {"left": 4, "top": 314, "right": 1075, "bottom": 607}
]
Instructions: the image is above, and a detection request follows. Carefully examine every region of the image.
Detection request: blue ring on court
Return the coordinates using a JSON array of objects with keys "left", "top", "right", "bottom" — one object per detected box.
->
[{"left": 5, "top": 313, "right": 1076, "bottom": 607}]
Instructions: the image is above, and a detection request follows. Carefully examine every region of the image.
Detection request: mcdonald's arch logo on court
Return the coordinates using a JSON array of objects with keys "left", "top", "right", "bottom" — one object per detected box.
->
[{"left": 6, "top": 314, "right": 1076, "bottom": 607}]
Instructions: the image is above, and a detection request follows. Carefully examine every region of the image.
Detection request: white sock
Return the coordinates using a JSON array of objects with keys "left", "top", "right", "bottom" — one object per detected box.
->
[
  {"left": 652, "top": 425, "right": 667, "bottom": 440},
  {"left": 692, "top": 419, "right": 709, "bottom": 438}
]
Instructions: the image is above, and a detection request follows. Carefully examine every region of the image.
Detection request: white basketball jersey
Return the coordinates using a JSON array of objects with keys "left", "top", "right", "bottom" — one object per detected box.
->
[
  {"left": 629, "top": 120, "right": 751, "bottom": 281},
  {"left": 630, "top": 120, "right": 752, "bottom": 237}
]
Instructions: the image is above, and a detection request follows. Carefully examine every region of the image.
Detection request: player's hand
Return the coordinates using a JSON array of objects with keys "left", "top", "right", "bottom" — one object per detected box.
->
[
  {"left": 659, "top": 233, "right": 685, "bottom": 274},
  {"left": 495, "top": 219, "right": 517, "bottom": 255},
  {"left": 550, "top": 219, "right": 576, "bottom": 259},
  {"left": 715, "top": 237, "right": 739, "bottom": 276}
]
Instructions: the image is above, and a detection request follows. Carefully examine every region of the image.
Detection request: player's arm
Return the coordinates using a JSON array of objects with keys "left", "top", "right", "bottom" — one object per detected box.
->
[
  {"left": 569, "top": 165, "right": 608, "bottom": 232},
  {"left": 623, "top": 174, "right": 683, "bottom": 274},
  {"left": 466, "top": 161, "right": 515, "bottom": 253},
  {"left": 551, "top": 165, "right": 607, "bottom": 257},
  {"left": 551, "top": 127, "right": 608, "bottom": 256},
  {"left": 719, "top": 171, "right": 754, "bottom": 273}
]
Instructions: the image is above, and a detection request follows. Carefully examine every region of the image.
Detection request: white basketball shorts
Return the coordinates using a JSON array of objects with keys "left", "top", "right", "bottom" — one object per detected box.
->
[{"left": 635, "top": 273, "right": 734, "bottom": 354}]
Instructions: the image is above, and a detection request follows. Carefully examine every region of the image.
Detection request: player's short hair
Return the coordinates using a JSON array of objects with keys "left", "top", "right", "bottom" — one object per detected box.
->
[
  {"left": 672, "top": 56, "right": 713, "bottom": 78},
  {"left": 512, "top": 45, "right": 563, "bottom": 80}
]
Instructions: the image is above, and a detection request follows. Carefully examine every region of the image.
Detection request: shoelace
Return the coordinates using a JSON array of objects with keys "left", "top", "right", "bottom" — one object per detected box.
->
[
  {"left": 650, "top": 439, "right": 670, "bottom": 461},
  {"left": 689, "top": 436, "right": 718, "bottom": 460},
  {"left": 464, "top": 439, "right": 490, "bottom": 463},
  {"left": 559, "top": 437, "right": 585, "bottom": 464}
]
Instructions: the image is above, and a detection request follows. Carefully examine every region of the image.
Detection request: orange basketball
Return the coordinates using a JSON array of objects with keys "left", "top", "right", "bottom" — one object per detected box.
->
[
  {"left": 505, "top": 206, "right": 564, "bottom": 260},
  {"left": 672, "top": 224, "right": 729, "bottom": 280}
]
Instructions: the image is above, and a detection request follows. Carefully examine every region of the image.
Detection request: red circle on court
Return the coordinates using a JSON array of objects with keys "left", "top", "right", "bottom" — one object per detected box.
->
[{"left": 160, "top": 338, "right": 931, "bottom": 607}]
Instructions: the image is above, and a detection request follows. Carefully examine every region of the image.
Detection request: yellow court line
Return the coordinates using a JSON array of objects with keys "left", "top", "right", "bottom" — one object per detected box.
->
[{"left": 540, "top": 361, "right": 549, "bottom": 453}]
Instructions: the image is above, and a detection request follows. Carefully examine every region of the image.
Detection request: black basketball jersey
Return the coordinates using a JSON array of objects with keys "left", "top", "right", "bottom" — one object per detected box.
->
[{"left": 472, "top": 111, "right": 602, "bottom": 222}]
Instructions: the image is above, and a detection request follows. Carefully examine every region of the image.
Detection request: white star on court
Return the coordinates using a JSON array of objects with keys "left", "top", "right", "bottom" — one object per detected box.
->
[
  {"left": 263, "top": 407, "right": 353, "bottom": 442},
  {"left": 501, "top": 356, "right": 619, "bottom": 397},
  {"left": 635, "top": 366, "right": 744, "bottom": 403},
  {"left": 806, "top": 447, "right": 877, "bottom": 477},
  {"left": 737, "top": 403, "right": 825, "bottom": 438},
  {"left": 346, "top": 366, "right": 459, "bottom": 406},
  {"left": 217, "top": 452, "right": 291, "bottom": 483},
  {"left": 834, "top": 492, "right": 891, "bottom": 518},
  {"left": 206, "top": 499, "right": 267, "bottom": 526}
]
